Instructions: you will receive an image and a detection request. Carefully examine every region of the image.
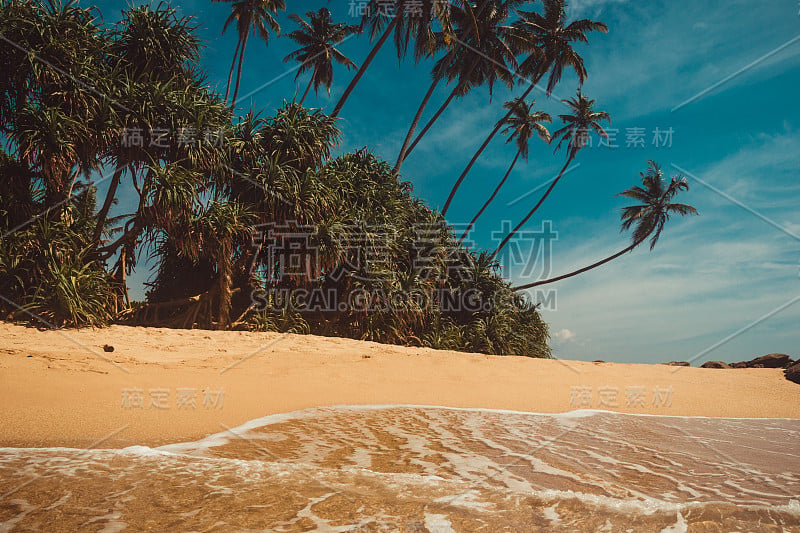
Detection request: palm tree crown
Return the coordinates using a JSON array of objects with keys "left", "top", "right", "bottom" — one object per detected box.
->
[
  {"left": 284, "top": 8, "right": 360, "bottom": 105},
  {"left": 619, "top": 160, "right": 699, "bottom": 250},
  {"left": 515, "top": 0, "right": 608, "bottom": 95},
  {"left": 501, "top": 97, "right": 552, "bottom": 159},
  {"left": 552, "top": 89, "right": 610, "bottom": 158}
]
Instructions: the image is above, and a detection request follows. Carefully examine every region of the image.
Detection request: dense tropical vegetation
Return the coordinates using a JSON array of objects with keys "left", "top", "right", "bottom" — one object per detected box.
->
[{"left": 0, "top": 0, "right": 697, "bottom": 359}]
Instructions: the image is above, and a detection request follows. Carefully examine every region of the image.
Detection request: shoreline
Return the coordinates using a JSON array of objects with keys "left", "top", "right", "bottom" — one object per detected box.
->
[{"left": 1, "top": 323, "right": 798, "bottom": 448}]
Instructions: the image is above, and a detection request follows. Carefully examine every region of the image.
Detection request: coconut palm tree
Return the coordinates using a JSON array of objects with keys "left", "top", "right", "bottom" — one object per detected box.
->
[
  {"left": 513, "top": 161, "right": 698, "bottom": 290},
  {"left": 490, "top": 89, "right": 608, "bottom": 259},
  {"left": 441, "top": 0, "right": 607, "bottom": 216},
  {"left": 330, "top": 0, "right": 448, "bottom": 118},
  {"left": 458, "top": 98, "right": 550, "bottom": 242},
  {"left": 214, "top": 0, "right": 285, "bottom": 106},
  {"left": 283, "top": 8, "right": 360, "bottom": 105},
  {"left": 399, "top": 0, "right": 530, "bottom": 162},
  {"left": 394, "top": 0, "right": 522, "bottom": 173}
]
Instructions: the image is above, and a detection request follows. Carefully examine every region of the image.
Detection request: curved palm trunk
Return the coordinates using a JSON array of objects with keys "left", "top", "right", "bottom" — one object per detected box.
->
[
  {"left": 298, "top": 77, "right": 314, "bottom": 105},
  {"left": 512, "top": 240, "right": 642, "bottom": 291},
  {"left": 92, "top": 163, "right": 125, "bottom": 245},
  {"left": 393, "top": 78, "right": 441, "bottom": 173},
  {"left": 404, "top": 58, "right": 483, "bottom": 160},
  {"left": 331, "top": 16, "right": 398, "bottom": 118},
  {"left": 231, "top": 32, "right": 250, "bottom": 107},
  {"left": 403, "top": 85, "right": 457, "bottom": 159},
  {"left": 489, "top": 152, "right": 575, "bottom": 260},
  {"left": 458, "top": 151, "right": 520, "bottom": 243},
  {"left": 225, "top": 39, "right": 241, "bottom": 102},
  {"left": 442, "top": 82, "right": 537, "bottom": 216}
]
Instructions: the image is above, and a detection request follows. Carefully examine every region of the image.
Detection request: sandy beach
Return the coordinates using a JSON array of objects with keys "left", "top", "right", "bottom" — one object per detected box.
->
[{"left": 1, "top": 322, "right": 798, "bottom": 449}]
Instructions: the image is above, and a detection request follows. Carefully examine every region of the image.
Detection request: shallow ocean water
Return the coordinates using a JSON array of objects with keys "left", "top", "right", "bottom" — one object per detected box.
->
[{"left": 1, "top": 406, "right": 799, "bottom": 531}]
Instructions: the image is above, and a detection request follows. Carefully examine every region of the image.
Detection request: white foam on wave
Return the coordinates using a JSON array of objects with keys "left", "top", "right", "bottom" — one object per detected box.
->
[
  {"left": 659, "top": 511, "right": 687, "bottom": 533},
  {"left": 158, "top": 404, "right": 800, "bottom": 452},
  {"left": 542, "top": 504, "right": 561, "bottom": 525},
  {"left": 424, "top": 512, "right": 454, "bottom": 532}
]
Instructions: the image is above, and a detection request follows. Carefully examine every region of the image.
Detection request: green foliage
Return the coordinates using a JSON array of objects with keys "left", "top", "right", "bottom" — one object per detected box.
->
[
  {"left": 0, "top": 184, "right": 118, "bottom": 327},
  {"left": 0, "top": 0, "right": 552, "bottom": 358},
  {"left": 244, "top": 308, "right": 310, "bottom": 335}
]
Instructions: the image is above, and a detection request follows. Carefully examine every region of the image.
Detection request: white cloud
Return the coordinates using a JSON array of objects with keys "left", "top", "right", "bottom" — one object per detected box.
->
[
  {"left": 579, "top": 0, "right": 800, "bottom": 120},
  {"left": 553, "top": 328, "right": 577, "bottom": 343},
  {"left": 510, "top": 128, "right": 800, "bottom": 364}
]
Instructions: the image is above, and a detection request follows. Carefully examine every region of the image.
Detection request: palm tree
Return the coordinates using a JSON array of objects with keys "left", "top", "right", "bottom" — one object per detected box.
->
[
  {"left": 215, "top": 0, "right": 285, "bottom": 106},
  {"left": 490, "top": 89, "right": 609, "bottom": 259},
  {"left": 512, "top": 161, "right": 698, "bottom": 290},
  {"left": 94, "top": 3, "right": 205, "bottom": 245},
  {"left": 399, "top": 0, "right": 529, "bottom": 162},
  {"left": 330, "top": 0, "right": 448, "bottom": 118},
  {"left": 284, "top": 7, "right": 360, "bottom": 105},
  {"left": 458, "top": 98, "right": 550, "bottom": 242},
  {"left": 5, "top": 0, "right": 108, "bottom": 213},
  {"left": 394, "top": 0, "right": 522, "bottom": 173},
  {"left": 283, "top": 8, "right": 360, "bottom": 106},
  {"left": 198, "top": 201, "right": 253, "bottom": 328},
  {"left": 441, "top": 0, "right": 607, "bottom": 215}
]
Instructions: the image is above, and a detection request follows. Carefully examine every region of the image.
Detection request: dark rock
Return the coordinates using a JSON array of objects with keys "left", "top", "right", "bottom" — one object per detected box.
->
[
  {"left": 785, "top": 362, "right": 800, "bottom": 385},
  {"left": 729, "top": 361, "right": 749, "bottom": 368},
  {"left": 745, "top": 353, "right": 791, "bottom": 368},
  {"left": 103, "top": 344, "right": 114, "bottom": 353},
  {"left": 700, "top": 361, "right": 730, "bottom": 369},
  {"left": 663, "top": 361, "right": 690, "bottom": 367},
  {"left": 592, "top": 360, "right": 605, "bottom": 363}
]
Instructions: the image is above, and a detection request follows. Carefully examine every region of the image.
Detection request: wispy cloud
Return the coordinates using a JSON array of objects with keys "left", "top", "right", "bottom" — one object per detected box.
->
[{"left": 513, "top": 128, "right": 799, "bottom": 363}]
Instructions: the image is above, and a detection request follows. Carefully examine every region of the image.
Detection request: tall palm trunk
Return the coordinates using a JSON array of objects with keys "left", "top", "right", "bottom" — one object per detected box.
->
[
  {"left": 393, "top": 78, "right": 441, "bottom": 172},
  {"left": 442, "top": 82, "right": 537, "bottom": 216},
  {"left": 458, "top": 150, "right": 520, "bottom": 243},
  {"left": 231, "top": 32, "right": 250, "bottom": 106},
  {"left": 225, "top": 39, "right": 241, "bottom": 102},
  {"left": 298, "top": 77, "right": 313, "bottom": 105},
  {"left": 403, "top": 85, "right": 458, "bottom": 159},
  {"left": 331, "top": 16, "right": 398, "bottom": 118},
  {"left": 404, "top": 58, "right": 483, "bottom": 160},
  {"left": 490, "top": 152, "right": 574, "bottom": 260},
  {"left": 92, "top": 163, "right": 125, "bottom": 244},
  {"left": 512, "top": 239, "right": 643, "bottom": 291}
]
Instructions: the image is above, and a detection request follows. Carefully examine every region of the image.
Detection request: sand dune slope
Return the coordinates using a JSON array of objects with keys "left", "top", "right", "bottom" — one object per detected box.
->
[{"left": 0, "top": 323, "right": 797, "bottom": 448}]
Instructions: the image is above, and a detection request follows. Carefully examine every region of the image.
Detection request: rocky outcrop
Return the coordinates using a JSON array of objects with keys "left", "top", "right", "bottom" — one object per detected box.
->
[
  {"left": 729, "top": 353, "right": 793, "bottom": 369},
  {"left": 700, "top": 361, "right": 730, "bottom": 369},
  {"left": 785, "top": 362, "right": 800, "bottom": 385},
  {"left": 746, "top": 354, "right": 792, "bottom": 368},
  {"left": 662, "top": 361, "right": 690, "bottom": 366}
]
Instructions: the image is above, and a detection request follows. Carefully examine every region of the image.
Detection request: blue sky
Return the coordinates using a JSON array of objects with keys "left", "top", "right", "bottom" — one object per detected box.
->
[{"left": 96, "top": 0, "right": 800, "bottom": 364}]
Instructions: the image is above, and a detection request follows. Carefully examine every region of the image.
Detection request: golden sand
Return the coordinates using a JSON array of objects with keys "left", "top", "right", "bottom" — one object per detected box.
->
[{"left": 1, "top": 322, "right": 797, "bottom": 448}]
